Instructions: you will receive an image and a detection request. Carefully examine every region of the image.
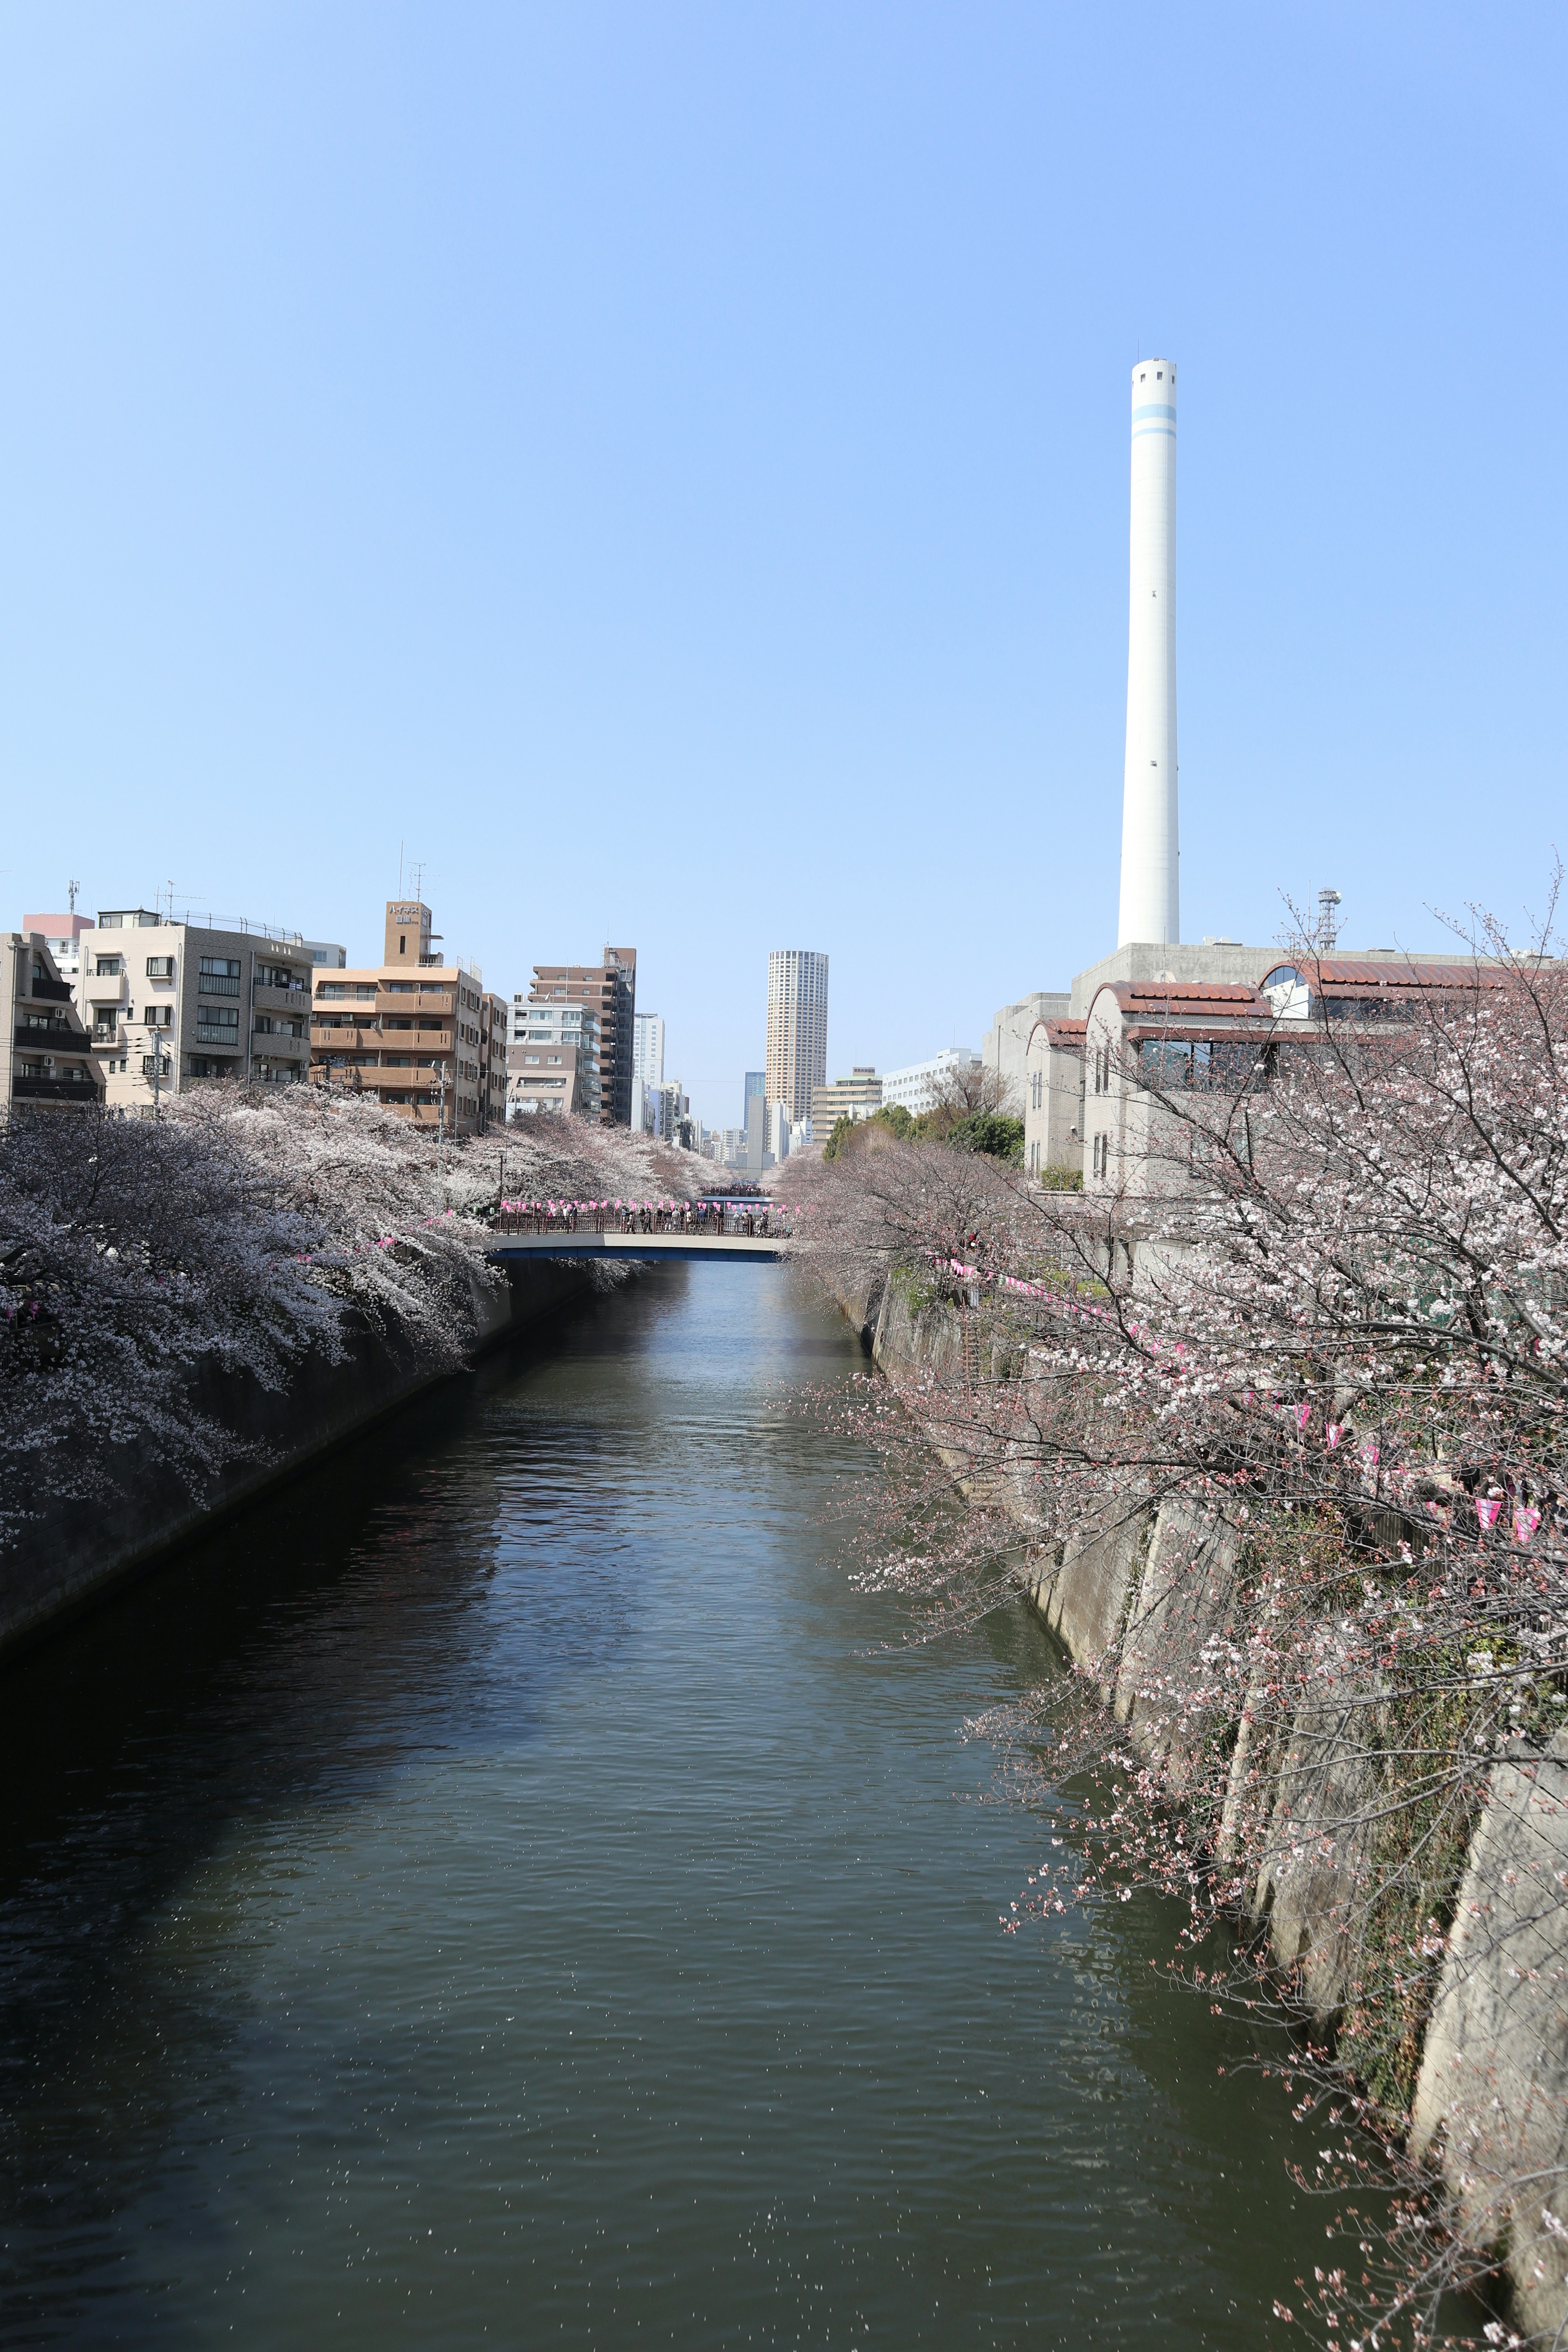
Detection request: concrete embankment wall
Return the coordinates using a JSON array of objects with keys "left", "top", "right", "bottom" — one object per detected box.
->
[
  {"left": 0, "top": 1258, "right": 595, "bottom": 1668},
  {"left": 846, "top": 1265, "right": 1568, "bottom": 2341}
]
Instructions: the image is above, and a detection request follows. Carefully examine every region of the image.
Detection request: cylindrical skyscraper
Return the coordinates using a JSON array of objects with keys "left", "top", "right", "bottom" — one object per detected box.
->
[{"left": 1116, "top": 358, "right": 1178, "bottom": 946}]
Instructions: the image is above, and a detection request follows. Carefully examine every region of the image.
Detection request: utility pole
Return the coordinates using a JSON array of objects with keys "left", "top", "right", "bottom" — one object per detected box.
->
[{"left": 434, "top": 1057, "right": 448, "bottom": 1179}]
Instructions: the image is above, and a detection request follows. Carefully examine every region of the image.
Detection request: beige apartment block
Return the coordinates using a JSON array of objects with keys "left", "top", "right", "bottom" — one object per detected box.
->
[
  {"left": 87, "top": 909, "right": 311, "bottom": 1114},
  {"left": 310, "top": 899, "right": 499, "bottom": 1138},
  {"left": 810, "top": 1066, "right": 882, "bottom": 1131},
  {"left": 481, "top": 990, "right": 508, "bottom": 1129},
  {"left": 3, "top": 933, "right": 102, "bottom": 1114}
]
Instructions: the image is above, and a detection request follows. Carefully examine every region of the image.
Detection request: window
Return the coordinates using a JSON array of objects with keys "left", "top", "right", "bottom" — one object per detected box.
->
[
  {"left": 143, "top": 1004, "right": 173, "bottom": 1028},
  {"left": 95, "top": 956, "right": 122, "bottom": 977},
  {"left": 198, "top": 957, "right": 241, "bottom": 998},
  {"left": 145, "top": 956, "right": 175, "bottom": 978},
  {"left": 196, "top": 1005, "right": 240, "bottom": 1043},
  {"left": 141, "top": 1054, "right": 172, "bottom": 1078}
]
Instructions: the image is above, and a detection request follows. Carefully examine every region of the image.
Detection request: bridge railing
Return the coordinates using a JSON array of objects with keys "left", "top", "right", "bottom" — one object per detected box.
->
[{"left": 494, "top": 1201, "right": 790, "bottom": 1241}]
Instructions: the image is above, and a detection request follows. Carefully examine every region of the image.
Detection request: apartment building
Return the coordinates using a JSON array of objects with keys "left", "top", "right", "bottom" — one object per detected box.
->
[
  {"left": 528, "top": 947, "right": 636, "bottom": 1126},
  {"left": 22, "top": 911, "right": 96, "bottom": 1020},
  {"left": 481, "top": 990, "right": 508, "bottom": 1129},
  {"left": 810, "top": 1067, "right": 882, "bottom": 1131},
  {"left": 3, "top": 932, "right": 102, "bottom": 1113},
  {"left": 86, "top": 909, "right": 311, "bottom": 1112},
  {"left": 310, "top": 900, "right": 502, "bottom": 1136},
  {"left": 509, "top": 1002, "right": 601, "bottom": 1120},
  {"left": 508, "top": 1044, "right": 589, "bottom": 1117}
]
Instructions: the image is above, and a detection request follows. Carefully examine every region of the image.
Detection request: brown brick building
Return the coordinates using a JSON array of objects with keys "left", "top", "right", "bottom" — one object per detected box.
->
[{"left": 310, "top": 900, "right": 506, "bottom": 1136}]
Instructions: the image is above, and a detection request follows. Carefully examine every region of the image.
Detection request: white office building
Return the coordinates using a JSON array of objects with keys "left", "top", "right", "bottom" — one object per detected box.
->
[
  {"left": 880, "top": 1047, "right": 982, "bottom": 1119},
  {"left": 634, "top": 1012, "right": 665, "bottom": 1088}
]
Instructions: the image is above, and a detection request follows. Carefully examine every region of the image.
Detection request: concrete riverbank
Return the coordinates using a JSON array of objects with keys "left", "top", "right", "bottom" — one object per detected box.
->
[
  {"left": 834, "top": 1263, "right": 1568, "bottom": 2343},
  {"left": 0, "top": 1257, "right": 598, "bottom": 1668}
]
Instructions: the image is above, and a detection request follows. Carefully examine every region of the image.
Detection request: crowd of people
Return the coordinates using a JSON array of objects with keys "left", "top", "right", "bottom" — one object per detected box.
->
[{"left": 495, "top": 1197, "right": 785, "bottom": 1239}]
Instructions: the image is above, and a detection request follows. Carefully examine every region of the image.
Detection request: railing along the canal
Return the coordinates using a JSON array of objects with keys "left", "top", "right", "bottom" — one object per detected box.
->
[{"left": 494, "top": 1199, "right": 792, "bottom": 1240}]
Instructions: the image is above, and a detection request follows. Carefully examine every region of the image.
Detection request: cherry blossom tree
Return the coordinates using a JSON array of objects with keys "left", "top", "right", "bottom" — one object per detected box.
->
[
  {"left": 1, "top": 1089, "right": 703, "bottom": 1547},
  {"left": 789, "top": 908, "right": 1568, "bottom": 2347}
]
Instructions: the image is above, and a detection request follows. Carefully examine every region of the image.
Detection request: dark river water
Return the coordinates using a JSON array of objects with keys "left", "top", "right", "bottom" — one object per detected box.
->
[{"left": 0, "top": 1265, "right": 1316, "bottom": 2347}]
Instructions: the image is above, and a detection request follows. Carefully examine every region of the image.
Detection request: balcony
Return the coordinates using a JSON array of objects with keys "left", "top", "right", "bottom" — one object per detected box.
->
[
  {"left": 252, "top": 1029, "right": 309, "bottom": 1058},
  {"left": 198, "top": 975, "right": 241, "bottom": 999},
  {"left": 376, "top": 989, "right": 453, "bottom": 1016},
  {"left": 310, "top": 1023, "right": 452, "bottom": 1052},
  {"left": 85, "top": 971, "right": 128, "bottom": 1001},
  {"left": 14, "top": 1025, "right": 92, "bottom": 1054},
  {"left": 28, "top": 976, "right": 72, "bottom": 1004},
  {"left": 11, "top": 1074, "right": 102, "bottom": 1103},
  {"left": 194, "top": 1026, "right": 243, "bottom": 1051},
  {"left": 253, "top": 980, "right": 311, "bottom": 1013}
]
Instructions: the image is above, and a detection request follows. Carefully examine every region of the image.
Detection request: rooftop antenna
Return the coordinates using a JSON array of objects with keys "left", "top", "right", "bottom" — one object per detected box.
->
[
  {"left": 1317, "top": 888, "right": 1342, "bottom": 953},
  {"left": 67, "top": 878, "right": 79, "bottom": 913},
  {"left": 410, "top": 861, "right": 425, "bottom": 903}
]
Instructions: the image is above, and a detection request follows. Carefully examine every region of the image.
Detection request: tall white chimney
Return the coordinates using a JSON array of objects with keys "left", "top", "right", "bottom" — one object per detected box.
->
[{"left": 1116, "top": 358, "right": 1179, "bottom": 946}]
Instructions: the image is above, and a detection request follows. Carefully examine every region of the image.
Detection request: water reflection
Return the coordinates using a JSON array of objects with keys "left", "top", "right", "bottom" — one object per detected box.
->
[{"left": 0, "top": 1265, "right": 1317, "bottom": 2348}]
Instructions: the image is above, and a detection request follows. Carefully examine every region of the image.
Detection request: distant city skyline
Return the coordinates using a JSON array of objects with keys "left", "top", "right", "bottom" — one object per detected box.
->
[{"left": 6, "top": 10, "right": 1566, "bottom": 1129}]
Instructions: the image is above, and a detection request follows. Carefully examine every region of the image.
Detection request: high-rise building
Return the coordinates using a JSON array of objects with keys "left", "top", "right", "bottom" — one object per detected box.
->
[
  {"left": 634, "top": 1013, "right": 665, "bottom": 1088},
  {"left": 1117, "top": 358, "right": 1178, "bottom": 948},
  {"left": 528, "top": 946, "right": 636, "bottom": 1125},
  {"left": 742, "top": 1069, "right": 766, "bottom": 1129},
  {"left": 764, "top": 949, "right": 829, "bottom": 1125},
  {"left": 309, "top": 899, "right": 505, "bottom": 1135}
]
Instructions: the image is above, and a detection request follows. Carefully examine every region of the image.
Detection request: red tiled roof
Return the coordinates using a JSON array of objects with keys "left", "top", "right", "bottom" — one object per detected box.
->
[
  {"left": 1043, "top": 1018, "right": 1087, "bottom": 1042},
  {"left": 1307, "top": 959, "right": 1494, "bottom": 989},
  {"left": 1099, "top": 981, "right": 1272, "bottom": 1020},
  {"left": 1125, "top": 981, "right": 1261, "bottom": 1002}
]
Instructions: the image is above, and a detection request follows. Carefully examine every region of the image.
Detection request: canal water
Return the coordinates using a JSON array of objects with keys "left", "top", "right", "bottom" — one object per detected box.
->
[{"left": 0, "top": 1265, "right": 1314, "bottom": 2348}]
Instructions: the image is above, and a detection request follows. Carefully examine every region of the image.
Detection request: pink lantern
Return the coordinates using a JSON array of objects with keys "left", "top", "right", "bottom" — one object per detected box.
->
[{"left": 1515, "top": 1503, "right": 1541, "bottom": 1545}]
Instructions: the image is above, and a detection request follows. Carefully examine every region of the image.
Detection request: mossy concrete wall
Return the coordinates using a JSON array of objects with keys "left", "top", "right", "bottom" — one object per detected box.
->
[{"left": 0, "top": 1258, "right": 594, "bottom": 1665}]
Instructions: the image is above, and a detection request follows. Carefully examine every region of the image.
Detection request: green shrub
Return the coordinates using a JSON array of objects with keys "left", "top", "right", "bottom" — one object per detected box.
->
[{"left": 943, "top": 1112, "right": 1025, "bottom": 1163}]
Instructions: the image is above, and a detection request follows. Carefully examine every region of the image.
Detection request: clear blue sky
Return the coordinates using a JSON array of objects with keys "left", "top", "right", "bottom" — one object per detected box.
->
[{"left": 4, "top": 3, "right": 1564, "bottom": 1127}]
